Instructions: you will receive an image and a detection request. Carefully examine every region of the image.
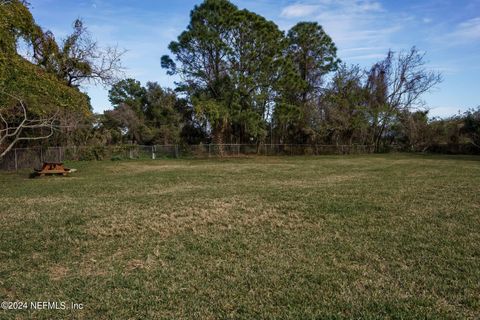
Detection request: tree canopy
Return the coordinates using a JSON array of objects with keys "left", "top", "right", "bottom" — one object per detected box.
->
[
  {"left": 162, "top": 0, "right": 339, "bottom": 148},
  {"left": 0, "top": 0, "right": 89, "bottom": 116},
  {"left": 6, "top": 0, "right": 477, "bottom": 157}
]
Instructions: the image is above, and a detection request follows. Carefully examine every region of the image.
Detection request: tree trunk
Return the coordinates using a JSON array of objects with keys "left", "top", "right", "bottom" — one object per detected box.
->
[
  {"left": 213, "top": 122, "right": 226, "bottom": 157},
  {"left": 374, "top": 124, "right": 386, "bottom": 153}
]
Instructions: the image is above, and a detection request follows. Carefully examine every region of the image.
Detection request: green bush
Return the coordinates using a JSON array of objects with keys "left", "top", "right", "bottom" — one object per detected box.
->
[{"left": 77, "top": 146, "right": 108, "bottom": 161}]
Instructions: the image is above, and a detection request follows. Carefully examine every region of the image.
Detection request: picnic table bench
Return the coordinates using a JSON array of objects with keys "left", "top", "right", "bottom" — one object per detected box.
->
[{"left": 34, "top": 162, "right": 72, "bottom": 177}]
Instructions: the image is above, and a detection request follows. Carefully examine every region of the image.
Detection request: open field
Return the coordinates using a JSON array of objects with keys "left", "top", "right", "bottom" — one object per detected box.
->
[{"left": 0, "top": 154, "right": 479, "bottom": 319}]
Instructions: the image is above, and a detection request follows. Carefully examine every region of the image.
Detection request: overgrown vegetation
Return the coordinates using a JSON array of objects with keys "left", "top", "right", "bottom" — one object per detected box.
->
[
  {"left": 1, "top": 0, "right": 478, "bottom": 158},
  {"left": 0, "top": 155, "right": 479, "bottom": 319},
  {"left": 0, "top": 0, "right": 120, "bottom": 155},
  {"left": 0, "top": 1, "right": 89, "bottom": 157}
]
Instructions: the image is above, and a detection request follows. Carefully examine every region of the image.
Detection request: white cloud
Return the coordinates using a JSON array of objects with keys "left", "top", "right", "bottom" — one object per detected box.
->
[
  {"left": 281, "top": 4, "right": 319, "bottom": 18},
  {"left": 307, "top": 0, "right": 404, "bottom": 58},
  {"left": 281, "top": 0, "right": 383, "bottom": 19},
  {"left": 451, "top": 17, "right": 480, "bottom": 41},
  {"left": 433, "top": 17, "right": 480, "bottom": 46},
  {"left": 278, "top": 1, "right": 413, "bottom": 64},
  {"left": 343, "top": 53, "right": 386, "bottom": 60},
  {"left": 340, "top": 46, "right": 387, "bottom": 53},
  {"left": 427, "top": 65, "right": 459, "bottom": 76},
  {"left": 351, "top": 1, "right": 383, "bottom": 13}
]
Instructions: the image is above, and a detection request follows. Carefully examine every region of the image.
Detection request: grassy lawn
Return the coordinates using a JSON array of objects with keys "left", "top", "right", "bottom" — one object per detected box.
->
[{"left": 0, "top": 154, "right": 479, "bottom": 319}]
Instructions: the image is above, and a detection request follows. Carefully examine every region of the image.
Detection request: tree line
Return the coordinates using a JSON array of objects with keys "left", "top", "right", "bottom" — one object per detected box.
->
[{"left": 1, "top": 0, "right": 479, "bottom": 158}]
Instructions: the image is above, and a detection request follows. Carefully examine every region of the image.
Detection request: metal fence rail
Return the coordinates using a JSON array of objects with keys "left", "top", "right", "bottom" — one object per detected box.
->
[{"left": 0, "top": 144, "right": 375, "bottom": 171}]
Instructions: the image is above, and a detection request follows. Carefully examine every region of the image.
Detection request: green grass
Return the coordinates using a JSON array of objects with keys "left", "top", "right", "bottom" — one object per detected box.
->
[{"left": 0, "top": 154, "right": 479, "bottom": 319}]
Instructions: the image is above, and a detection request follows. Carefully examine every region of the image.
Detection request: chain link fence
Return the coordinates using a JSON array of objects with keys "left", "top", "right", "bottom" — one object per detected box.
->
[{"left": 0, "top": 144, "right": 375, "bottom": 171}]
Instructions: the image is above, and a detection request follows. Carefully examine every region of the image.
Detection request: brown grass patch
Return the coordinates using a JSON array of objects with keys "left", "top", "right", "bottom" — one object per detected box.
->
[
  {"left": 49, "top": 265, "right": 69, "bottom": 281},
  {"left": 86, "top": 196, "right": 319, "bottom": 244},
  {"left": 108, "top": 162, "right": 189, "bottom": 175},
  {"left": 272, "top": 173, "right": 366, "bottom": 188}
]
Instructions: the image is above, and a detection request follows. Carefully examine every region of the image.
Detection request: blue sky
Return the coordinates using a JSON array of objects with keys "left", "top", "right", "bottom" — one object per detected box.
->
[{"left": 28, "top": 0, "right": 480, "bottom": 117}]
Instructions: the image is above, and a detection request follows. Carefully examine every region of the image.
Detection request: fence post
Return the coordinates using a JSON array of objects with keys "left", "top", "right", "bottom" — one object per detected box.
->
[
  {"left": 209, "top": 144, "right": 211, "bottom": 157},
  {"left": 175, "top": 145, "right": 179, "bottom": 158},
  {"left": 152, "top": 146, "right": 155, "bottom": 160},
  {"left": 14, "top": 149, "right": 18, "bottom": 171}
]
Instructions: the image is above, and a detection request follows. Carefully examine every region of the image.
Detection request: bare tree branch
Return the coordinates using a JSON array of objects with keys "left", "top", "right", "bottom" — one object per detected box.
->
[
  {"left": 0, "top": 91, "right": 61, "bottom": 158},
  {"left": 31, "top": 19, "right": 126, "bottom": 88}
]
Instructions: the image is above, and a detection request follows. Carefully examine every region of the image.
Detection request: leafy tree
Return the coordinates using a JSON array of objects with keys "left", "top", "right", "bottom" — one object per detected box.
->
[
  {"left": 394, "top": 110, "right": 432, "bottom": 151},
  {"left": 162, "top": 0, "right": 284, "bottom": 152},
  {"left": 106, "top": 79, "right": 189, "bottom": 145},
  {"left": 462, "top": 107, "right": 480, "bottom": 148},
  {"left": 108, "top": 78, "right": 147, "bottom": 117},
  {"left": 323, "top": 64, "right": 369, "bottom": 145},
  {"left": 32, "top": 19, "right": 125, "bottom": 87},
  {"left": 103, "top": 104, "right": 143, "bottom": 144},
  {"left": 175, "top": 98, "right": 207, "bottom": 145},
  {"left": 275, "top": 22, "right": 340, "bottom": 144},
  {"left": 226, "top": 9, "right": 284, "bottom": 144},
  {"left": 287, "top": 22, "right": 340, "bottom": 104},
  {"left": 162, "top": 0, "right": 238, "bottom": 151},
  {"left": 144, "top": 82, "right": 182, "bottom": 144},
  {"left": 105, "top": 78, "right": 148, "bottom": 144},
  {"left": 272, "top": 58, "right": 306, "bottom": 143},
  {"left": 435, "top": 119, "right": 460, "bottom": 144},
  {"left": 0, "top": 1, "right": 88, "bottom": 114},
  {"left": 0, "top": 0, "right": 89, "bottom": 156}
]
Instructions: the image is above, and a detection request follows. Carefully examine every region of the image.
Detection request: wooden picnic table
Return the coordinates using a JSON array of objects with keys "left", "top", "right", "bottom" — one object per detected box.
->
[{"left": 34, "top": 162, "right": 71, "bottom": 177}]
